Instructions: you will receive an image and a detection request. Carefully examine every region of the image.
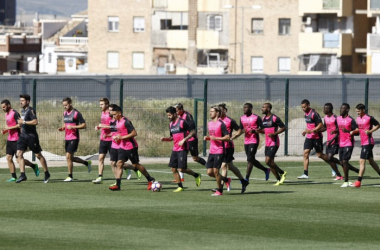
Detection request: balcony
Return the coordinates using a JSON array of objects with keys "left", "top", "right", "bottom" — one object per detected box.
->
[
  {"left": 368, "top": 34, "right": 380, "bottom": 50},
  {"left": 0, "top": 35, "right": 41, "bottom": 53},
  {"left": 368, "top": 0, "right": 380, "bottom": 17},
  {"left": 299, "top": 0, "right": 352, "bottom": 17},
  {"left": 197, "top": 30, "right": 227, "bottom": 49},
  {"left": 59, "top": 37, "right": 88, "bottom": 45},
  {"left": 152, "top": 0, "right": 188, "bottom": 11},
  {"left": 152, "top": 30, "right": 188, "bottom": 48},
  {"left": 299, "top": 33, "right": 352, "bottom": 56}
]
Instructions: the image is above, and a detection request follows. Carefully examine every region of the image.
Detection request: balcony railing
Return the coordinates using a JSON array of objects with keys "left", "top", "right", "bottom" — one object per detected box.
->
[
  {"left": 323, "top": 0, "right": 340, "bottom": 9},
  {"left": 370, "top": 0, "right": 380, "bottom": 10},
  {"left": 59, "top": 37, "right": 88, "bottom": 45},
  {"left": 370, "top": 34, "right": 380, "bottom": 49}
]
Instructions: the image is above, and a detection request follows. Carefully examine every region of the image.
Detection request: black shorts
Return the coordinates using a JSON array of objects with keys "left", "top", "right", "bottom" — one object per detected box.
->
[
  {"left": 169, "top": 150, "right": 188, "bottom": 169},
  {"left": 326, "top": 144, "right": 339, "bottom": 155},
  {"left": 65, "top": 140, "right": 79, "bottom": 154},
  {"left": 339, "top": 146, "right": 353, "bottom": 161},
  {"left": 360, "top": 145, "right": 374, "bottom": 160},
  {"left": 304, "top": 138, "right": 323, "bottom": 153},
  {"left": 265, "top": 146, "right": 279, "bottom": 158},
  {"left": 223, "top": 147, "right": 235, "bottom": 163},
  {"left": 245, "top": 144, "right": 258, "bottom": 162},
  {"left": 99, "top": 140, "right": 112, "bottom": 154},
  {"left": 6, "top": 140, "right": 17, "bottom": 156},
  {"left": 110, "top": 147, "right": 118, "bottom": 162},
  {"left": 17, "top": 135, "right": 42, "bottom": 154},
  {"left": 117, "top": 148, "right": 139, "bottom": 164},
  {"left": 188, "top": 139, "right": 199, "bottom": 157},
  {"left": 206, "top": 154, "right": 224, "bottom": 169}
]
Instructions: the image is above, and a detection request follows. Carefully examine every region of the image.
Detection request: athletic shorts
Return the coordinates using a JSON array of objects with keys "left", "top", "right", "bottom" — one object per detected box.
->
[
  {"left": 117, "top": 148, "right": 139, "bottom": 164},
  {"left": 339, "top": 146, "right": 353, "bottom": 161},
  {"left": 17, "top": 135, "right": 42, "bottom": 154},
  {"left": 65, "top": 139, "right": 79, "bottom": 154},
  {"left": 6, "top": 140, "right": 17, "bottom": 156},
  {"left": 206, "top": 154, "right": 224, "bottom": 169},
  {"left": 304, "top": 138, "right": 323, "bottom": 153},
  {"left": 223, "top": 147, "right": 235, "bottom": 163},
  {"left": 169, "top": 150, "right": 188, "bottom": 169},
  {"left": 110, "top": 147, "right": 118, "bottom": 162},
  {"left": 188, "top": 139, "right": 199, "bottom": 157},
  {"left": 265, "top": 146, "right": 279, "bottom": 159},
  {"left": 326, "top": 144, "right": 339, "bottom": 155},
  {"left": 99, "top": 140, "right": 112, "bottom": 154},
  {"left": 245, "top": 144, "right": 258, "bottom": 162},
  {"left": 360, "top": 145, "right": 374, "bottom": 160}
]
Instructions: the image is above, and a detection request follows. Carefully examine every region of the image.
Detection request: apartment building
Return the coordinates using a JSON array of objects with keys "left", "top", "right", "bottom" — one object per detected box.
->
[{"left": 365, "top": 0, "right": 380, "bottom": 74}]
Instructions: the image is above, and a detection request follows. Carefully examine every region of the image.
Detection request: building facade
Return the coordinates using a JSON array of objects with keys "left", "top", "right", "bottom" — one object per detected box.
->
[{"left": 0, "top": 0, "right": 16, "bottom": 26}]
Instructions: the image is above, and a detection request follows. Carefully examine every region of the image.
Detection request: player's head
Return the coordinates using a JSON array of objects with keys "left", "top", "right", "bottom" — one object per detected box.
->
[
  {"left": 210, "top": 105, "right": 220, "bottom": 119},
  {"left": 340, "top": 103, "right": 350, "bottom": 116},
  {"left": 323, "top": 103, "right": 333, "bottom": 115},
  {"left": 1, "top": 99, "right": 11, "bottom": 112},
  {"left": 301, "top": 99, "right": 310, "bottom": 113},
  {"left": 218, "top": 103, "right": 227, "bottom": 117},
  {"left": 243, "top": 103, "right": 253, "bottom": 115},
  {"left": 109, "top": 104, "right": 116, "bottom": 117},
  {"left": 99, "top": 97, "right": 109, "bottom": 111},
  {"left": 19, "top": 94, "right": 30, "bottom": 108},
  {"left": 166, "top": 106, "right": 177, "bottom": 122},
  {"left": 355, "top": 103, "right": 366, "bottom": 117},
  {"left": 175, "top": 103, "right": 184, "bottom": 116},
  {"left": 62, "top": 97, "right": 73, "bottom": 111},
  {"left": 110, "top": 105, "right": 122, "bottom": 120},
  {"left": 262, "top": 103, "right": 272, "bottom": 115}
]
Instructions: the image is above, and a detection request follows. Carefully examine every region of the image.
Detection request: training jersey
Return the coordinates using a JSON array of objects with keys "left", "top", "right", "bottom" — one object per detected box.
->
[
  {"left": 116, "top": 116, "right": 138, "bottom": 150},
  {"left": 5, "top": 109, "right": 20, "bottom": 141},
  {"left": 169, "top": 118, "right": 191, "bottom": 152},
  {"left": 178, "top": 111, "right": 196, "bottom": 142},
  {"left": 262, "top": 114, "right": 285, "bottom": 147},
  {"left": 20, "top": 106, "right": 38, "bottom": 138},
  {"left": 220, "top": 116, "right": 239, "bottom": 149},
  {"left": 356, "top": 114, "right": 379, "bottom": 146},
  {"left": 63, "top": 109, "right": 85, "bottom": 140},
  {"left": 323, "top": 114, "right": 339, "bottom": 145},
  {"left": 239, "top": 114, "right": 263, "bottom": 144},
  {"left": 100, "top": 111, "right": 112, "bottom": 142},
  {"left": 208, "top": 119, "right": 228, "bottom": 154},
  {"left": 109, "top": 119, "right": 120, "bottom": 149},
  {"left": 337, "top": 115, "right": 357, "bottom": 147},
  {"left": 304, "top": 109, "right": 323, "bottom": 139}
]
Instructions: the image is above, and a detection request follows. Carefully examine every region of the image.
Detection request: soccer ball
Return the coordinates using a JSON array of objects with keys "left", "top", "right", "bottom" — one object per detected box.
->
[{"left": 151, "top": 181, "right": 162, "bottom": 192}]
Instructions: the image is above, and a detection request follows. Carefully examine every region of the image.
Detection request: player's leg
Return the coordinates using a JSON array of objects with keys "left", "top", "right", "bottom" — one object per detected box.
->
[
  {"left": 6, "top": 154, "right": 17, "bottom": 181},
  {"left": 34, "top": 152, "right": 50, "bottom": 183}
]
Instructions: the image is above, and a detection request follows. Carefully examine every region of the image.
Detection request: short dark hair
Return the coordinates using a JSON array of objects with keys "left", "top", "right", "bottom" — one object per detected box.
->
[
  {"left": 109, "top": 104, "right": 116, "bottom": 109},
  {"left": 301, "top": 99, "right": 310, "bottom": 105},
  {"left": 324, "top": 103, "right": 333, "bottom": 111},
  {"left": 166, "top": 106, "right": 176, "bottom": 114},
  {"left": 175, "top": 103, "right": 184, "bottom": 110},
  {"left": 342, "top": 103, "right": 350, "bottom": 109},
  {"left": 62, "top": 97, "right": 72, "bottom": 104},
  {"left": 264, "top": 102, "right": 272, "bottom": 110},
  {"left": 112, "top": 105, "right": 122, "bottom": 112},
  {"left": 218, "top": 103, "right": 227, "bottom": 112},
  {"left": 356, "top": 103, "right": 365, "bottom": 110},
  {"left": 99, "top": 97, "right": 109, "bottom": 106},
  {"left": 19, "top": 94, "right": 30, "bottom": 101},
  {"left": 1, "top": 99, "right": 10, "bottom": 105},
  {"left": 244, "top": 103, "right": 253, "bottom": 109}
]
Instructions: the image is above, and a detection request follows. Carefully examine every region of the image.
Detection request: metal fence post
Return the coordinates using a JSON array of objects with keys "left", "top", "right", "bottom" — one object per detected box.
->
[
  {"left": 284, "top": 78, "right": 289, "bottom": 156},
  {"left": 194, "top": 98, "right": 198, "bottom": 129},
  {"left": 105, "top": 75, "right": 111, "bottom": 100},
  {"left": 119, "top": 79, "right": 124, "bottom": 110},
  {"left": 203, "top": 79, "right": 208, "bottom": 156},
  {"left": 32, "top": 79, "right": 37, "bottom": 161},
  {"left": 365, "top": 78, "right": 369, "bottom": 113}
]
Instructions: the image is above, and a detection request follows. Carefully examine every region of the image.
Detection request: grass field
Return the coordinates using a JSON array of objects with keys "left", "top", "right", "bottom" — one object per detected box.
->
[{"left": 1, "top": 161, "right": 380, "bottom": 250}]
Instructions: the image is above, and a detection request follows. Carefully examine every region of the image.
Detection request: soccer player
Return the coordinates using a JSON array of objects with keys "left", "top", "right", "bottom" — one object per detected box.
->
[
  {"left": 218, "top": 103, "right": 249, "bottom": 193},
  {"left": 258, "top": 103, "right": 287, "bottom": 186},
  {"left": 161, "top": 106, "right": 202, "bottom": 193},
  {"left": 58, "top": 97, "right": 91, "bottom": 182},
  {"left": 16, "top": 94, "right": 50, "bottom": 183},
  {"left": 231, "top": 103, "right": 270, "bottom": 183},
  {"left": 108, "top": 105, "right": 156, "bottom": 191},
  {"left": 337, "top": 103, "right": 357, "bottom": 187},
  {"left": 1, "top": 99, "right": 39, "bottom": 181},
  {"left": 351, "top": 103, "right": 380, "bottom": 188},
  {"left": 298, "top": 99, "right": 341, "bottom": 179},
  {"left": 204, "top": 105, "right": 231, "bottom": 196}
]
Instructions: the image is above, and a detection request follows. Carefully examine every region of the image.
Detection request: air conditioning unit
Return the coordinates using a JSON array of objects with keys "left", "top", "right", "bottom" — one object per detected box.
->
[{"left": 164, "top": 63, "right": 175, "bottom": 72}]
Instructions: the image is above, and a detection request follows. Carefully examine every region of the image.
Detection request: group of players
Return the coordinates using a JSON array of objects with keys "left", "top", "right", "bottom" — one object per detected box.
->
[{"left": 1, "top": 95, "right": 379, "bottom": 195}]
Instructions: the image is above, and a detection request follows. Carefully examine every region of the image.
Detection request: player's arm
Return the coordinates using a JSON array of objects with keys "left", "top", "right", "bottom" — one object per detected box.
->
[
  {"left": 179, "top": 121, "right": 194, "bottom": 146},
  {"left": 118, "top": 120, "right": 137, "bottom": 140},
  {"left": 349, "top": 119, "right": 358, "bottom": 135},
  {"left": 18, "top": 110, "right": 38, "bottom": 126},
  {"left": 231, "top": 119, "right": 244, "bottom": 140},
  {"left": 365, "top": 116, "right": 380, "bottom": 135},
  {"left": 209, "top": 123, "right": 230, "bottom": 141},
  {"left": 268, "top": 117, "right": 286, "bottom": 137},
  {"left": 73, "top": 112, "right": 86, "bottom": 129},
  {"left": 161, "top": 124, "right": 173, "bottom": 142}
]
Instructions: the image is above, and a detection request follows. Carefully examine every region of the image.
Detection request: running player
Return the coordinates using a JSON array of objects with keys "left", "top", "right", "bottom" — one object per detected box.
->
[
  {"left": 231, "top": 103, "right": 270, "bottom": 183},
  {"left": 16, "top": 94, "right": 50, "bottom": 183},
  {"left": 161, "top": 106, "right": 202, "bottom": 193},
  {"left": 204, "top": 105, "right": 231, "bottom": 196},
  {"left": 108, "top": 105, "right": 156, "bottom": 191},
  {"left": 58, "top": 97, "right": 91, "bottom": 182},
  {"left": 351, "top": 103, "right": 380, "bottom": 188},
  {"left": 218, "top": 103, "right": 249, "bottom": 193},
  {"left": 258, "top": 103, "right": 287, "bottom": 186},
  {"left": 337, "top": 103, "right": 357, "bottom": 187},
  {"left": 1, "top": 99, "right": 39, "bottom": 181}
]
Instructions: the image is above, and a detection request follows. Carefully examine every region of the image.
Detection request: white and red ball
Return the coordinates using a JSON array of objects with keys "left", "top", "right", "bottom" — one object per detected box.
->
[{"left": 151, "top": 181, "right": 162, "bottom": 192}]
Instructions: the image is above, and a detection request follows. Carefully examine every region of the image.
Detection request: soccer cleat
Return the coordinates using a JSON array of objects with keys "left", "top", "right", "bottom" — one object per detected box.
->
[
  {"left": 280, "top": 171, "right": 287, "bottom": 184},
  {"left": 348, "top": 182, "right": 355, "bottom": 187},
  {"left": 109, "top": 182, "right": 117, "bottom": 187},
  {"left": 92, "top": 177, "right": 102, "bottom": 184},
  {"left": 241, "top": 179, "right": 249, "bottom": 194},
  {"left": 172, "top": 178, "right": 185, "bottom": 183},
  {"left": 44, "top": 173, "right": 50, "bottom": 184},
  {"left": 33, "top": 164, "right": 40, "bottom": 177},
  {"left": 6, "top": 177, "right": 17, "bottom": 182},
  {"left": 225, "top": 178, "right": 232, "bottom": 191},
  {"left": 126, "top": 169, "right": 132, "bottom": 180},
  {"left": 173, "top": 187, "right": 184, "bottom": 193},
  {"left": 195, "top": 173, "right": 202, "bottom": 187},
  {"left": 15, "top": 176, "right": 27, "bottom": 183},
  {"left": 211, "top": 191, "right": 223, "bottom": 196},
  {"left": 109, "top": 185, "right": 120, "bottom": 191},
  {"left": 265, "top": 168, "right": 271, "bottom": 181},
  {"left": 341, "top": 182, "right": 353, "bottom": 187},
  {"left": 87, "top": 161, "right": 92, "bottom": 173},
  {"left": 297, "top": 174, "right": 309, "bottom": 179},
  {"left": 334, "top": 176, "right": 344, "bottom": 180},
  {"left": 211, "top": 188, "right": 218, "bottom": 192},
  {"left": 136, "top": 170, "right": 142, "bottom": 180},
  {"left": 147, "top": 181, "right": 153, "bottom": 190},
  {"left": 353, "top": 181, "right": 361, "bottom": 188},
  {"left": 63, "top": 177, "right": 73, "bottom": 182},
  {"left": 273, "top": 180, "right": 283, "bottom": 186}
]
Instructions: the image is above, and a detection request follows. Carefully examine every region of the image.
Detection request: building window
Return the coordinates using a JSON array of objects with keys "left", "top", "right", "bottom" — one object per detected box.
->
[
  {"left": 278, "top": 57, "right": 291, "bottom": 72},
  {"left": 207, "top": 15, "right": 222, "bottom": 31},
  {"left": 107, "top": 52, "right": 119, "bottom": 69},
  {"left": 48, "top": 53, "right": 52, "bottom": 64},
  {"left": 251, "top": 57, "right": 263, "bottom": 72},
  {"left": 133, "top": 52, "right": 144, "bottom": 69},
  {"left": 108, "top": 17, "right": 119, "bottom": 32},
  {"left": 251, "top": 18, "right": 264, "bottom": 34},
  {"left": 133, "top": 17, "right": 145, "bottom": 32},
  {"left": 279, "top": 18, "right": 291, "bottom": 35}
]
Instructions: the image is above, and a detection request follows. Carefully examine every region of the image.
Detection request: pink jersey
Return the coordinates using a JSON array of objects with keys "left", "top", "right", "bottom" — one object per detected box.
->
[
  {"left": 323, "top": 114, "right": 338, "bottom": 144},
  {"left": 178, "top": 111, "right": 196, "bottom": 142},
  {"left": 5, "top": 109, "right": 20, "bottom": 141},
  {"left": 208, "top": 119, "right": 228, "bottom": 154},
  {"left": 337, "top": 115, "right": 357, "bottom": 147},
  {"left": 220, "top": 116, "right": 239, "bottom": 149},
  {"left": 356, "top": 114, "right": 379, "bottom": 146},
  {"left": 63, "top": 109, "right": 85, "bottom": 140},
  {"left": 170, "top": 118, "right": 190, "bottom": 151},
  {"left": 100, "top": 111, "right": 112, "bottom": 141},
  {"left": 116, "top": 117, "right": 138, "bottom": 150},
  {"left": 109, "top": 119, "right": 120, "bottom": 149},
  {"left": 262, "top": 114, "right": 285, "bottom": 147},
  {"left": 304, "top": 109, "right": 323, "bottom": 139},
  {"left": 239, "top": 114, "right": 262, "bottom": 144}
]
